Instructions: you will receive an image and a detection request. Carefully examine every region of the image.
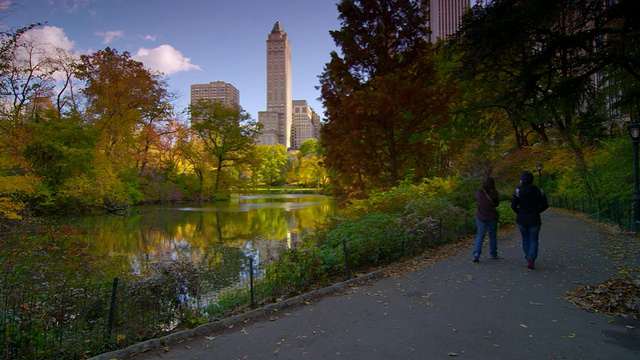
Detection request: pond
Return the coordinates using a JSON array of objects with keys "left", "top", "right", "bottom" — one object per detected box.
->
[{"left": 68, "top": 194, "right": 338, "bottom": 288}]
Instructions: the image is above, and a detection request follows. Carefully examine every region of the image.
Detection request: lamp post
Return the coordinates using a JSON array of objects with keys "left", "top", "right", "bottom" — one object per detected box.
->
[
  {"left": 536, "top": 163, "right": 543, "bottom": 188},
  {"left": 628, "top": 122, "right": 640, "bottom": 232}
]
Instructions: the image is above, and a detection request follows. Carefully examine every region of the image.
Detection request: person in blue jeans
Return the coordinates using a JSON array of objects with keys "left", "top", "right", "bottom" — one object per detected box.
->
[
  {"left": 472, "top": 176, "right": 500, "bottom": 262},
  {"left": 510, "top": 171, "right": 548, "bottom": 269}
]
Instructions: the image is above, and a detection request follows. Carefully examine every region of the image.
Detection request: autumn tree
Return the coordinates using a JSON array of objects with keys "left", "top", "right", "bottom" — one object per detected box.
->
[
  {"left": 144, "top": 116, "right": 195, "bottom": 202},
  {"left": 188, "top": 100, "right": 261, "bottom": 197},
  {"left": 449, "top": 0, "right": 640, "bottom": 198},
  {"left": 76, "top": 47, "right": 172, "bottom": 162},
  {"left": 0, "top": 21, "right": 45, "bottom": 219},
  {"left": 287, "top": 139, "right": 328, "bottom": 188},
  {"left": 75, "top": 47, "right": 173, "bottom": 208},
  {"left": 319, "top": 0, "right": 460, "bottom": 195}
]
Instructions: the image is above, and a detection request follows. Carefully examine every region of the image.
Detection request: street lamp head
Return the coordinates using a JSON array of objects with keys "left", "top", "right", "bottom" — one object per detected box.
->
[
  {"left": 628, "top": 121, "right": 640, "bottom": 142},
  {"left": 536, "top": 163, "right": 543, "bottom": 172}
]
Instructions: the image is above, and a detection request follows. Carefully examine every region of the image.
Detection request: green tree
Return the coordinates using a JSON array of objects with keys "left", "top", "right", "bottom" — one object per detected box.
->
[
  {"left": 189, "top": 100, "right": 261, "bottom": 197},
  {"left": 298, "top": 138, "right": 319, "bottom": 158},
  {"left": 295, "top": 155, "right": 328, "bottom": 188},
  {"left": 176, "top": 133, "right": 210, "bottom": 199},
  {"left": 254, "top": 144, "right": 290, "bottom": 186},
  {"left": 319, "top": 0, "right": 460, "bottom": 195},
  {"left": 287, "top": 139, "right": 328, "bottom": 188}
]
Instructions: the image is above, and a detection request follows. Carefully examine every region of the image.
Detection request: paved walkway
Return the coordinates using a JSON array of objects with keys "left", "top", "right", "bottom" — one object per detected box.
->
[{"left": 96, "top": 209, "right": 640, "bottom": 359}]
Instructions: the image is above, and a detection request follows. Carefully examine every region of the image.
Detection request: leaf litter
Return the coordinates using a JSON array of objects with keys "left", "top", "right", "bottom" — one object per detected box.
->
[{"left": 565, "top": 272, "right": 640, "bottom": 319}]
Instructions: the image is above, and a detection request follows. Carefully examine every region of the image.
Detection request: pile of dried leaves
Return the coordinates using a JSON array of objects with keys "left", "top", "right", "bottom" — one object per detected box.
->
[{"left": 565, "top": 274, "right": 640, "bottom": 319}]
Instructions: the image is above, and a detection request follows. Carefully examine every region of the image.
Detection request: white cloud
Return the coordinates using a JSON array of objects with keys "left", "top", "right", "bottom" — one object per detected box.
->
[
  {"left": 141, "top": 34, "right": 157, "bottom": 42},
  {"left": 133, "top": 44, "right": 201, "bottom": 75},
  {"left": 16, "top": 26, "right": 78, "bottom": 80},
  {"left": 22, "top": 26, "right": 76, "bottom": 52},
  {"left": 95, "top": 30, "right": 124, "bottom": 44}
]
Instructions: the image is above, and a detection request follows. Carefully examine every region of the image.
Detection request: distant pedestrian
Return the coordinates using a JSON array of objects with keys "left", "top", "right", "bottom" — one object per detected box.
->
[
  {"left": 510, "top": 171, "right": 548, "bottom": 269},
  {"left": 472, "top": 176, "right": 500, "bottom": 262}
]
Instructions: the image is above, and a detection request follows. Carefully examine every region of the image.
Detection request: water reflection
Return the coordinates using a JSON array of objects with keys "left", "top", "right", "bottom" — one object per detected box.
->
[{"left": 71, "top": 194, "right": 337, "bottom": 282}]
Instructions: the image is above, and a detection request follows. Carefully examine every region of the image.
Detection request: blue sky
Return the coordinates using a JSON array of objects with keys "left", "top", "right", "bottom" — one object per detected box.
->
[{"left": 1, "top": 0, "right": 342, "bottom": 119}]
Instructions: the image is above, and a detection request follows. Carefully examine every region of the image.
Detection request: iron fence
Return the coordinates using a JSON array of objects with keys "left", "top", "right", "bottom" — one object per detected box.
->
[
  {"left": 0, "top": 274, "right": 210, "bottom": 360},
  {"left": 549, "top": 195, "right": 634, "bottom": 232}
]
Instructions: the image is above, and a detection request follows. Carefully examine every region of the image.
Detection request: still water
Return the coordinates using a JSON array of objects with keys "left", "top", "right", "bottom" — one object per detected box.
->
[{"left": 70, "top": 194, "right": 337, "bottom": 284}]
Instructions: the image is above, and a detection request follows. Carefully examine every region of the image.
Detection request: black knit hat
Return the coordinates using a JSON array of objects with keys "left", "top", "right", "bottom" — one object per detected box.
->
[{"left": 520, "top": 171, "right": 534, "bottom": 185}]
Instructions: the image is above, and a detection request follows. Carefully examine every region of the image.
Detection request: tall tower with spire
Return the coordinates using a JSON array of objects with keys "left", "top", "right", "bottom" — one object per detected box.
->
[{"left": 261, "top": 21, "right": 293, "bottom": 149}]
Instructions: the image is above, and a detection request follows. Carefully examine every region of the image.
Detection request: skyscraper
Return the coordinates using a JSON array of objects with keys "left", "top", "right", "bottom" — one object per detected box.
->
[
  {"left": 429, "top": 0, "right": 470, "bottom": 41},
  {"left": 291, "top": 100, "right": 320, "bottom": 149},
  {"left": 259, "top": 21, "right": 293, "bottom": 149},
  {"left": 190, "top": 81, "right": 240, "bottom": 108}
]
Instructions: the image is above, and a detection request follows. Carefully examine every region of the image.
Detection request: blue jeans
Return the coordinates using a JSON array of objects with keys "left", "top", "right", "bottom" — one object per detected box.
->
[
  {"left": 473, "top": 218, "right": 498, "bottom": 258},
  {"left": 518, "top": 224, "right": 541, "bottom": 262}
]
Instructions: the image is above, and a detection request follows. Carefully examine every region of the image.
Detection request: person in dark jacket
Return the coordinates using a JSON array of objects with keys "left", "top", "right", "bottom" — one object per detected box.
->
[
  {"left": 511, "top": 171, "right": 548, "bottom": 269},
  {"left": 472, "top": 176, "right": 500, "bottom": 262}
]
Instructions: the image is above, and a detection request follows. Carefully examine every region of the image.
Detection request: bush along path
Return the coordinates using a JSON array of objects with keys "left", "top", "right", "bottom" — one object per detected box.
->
[{"left": 97, "top": 209, "right": 640, "bottom": 360}]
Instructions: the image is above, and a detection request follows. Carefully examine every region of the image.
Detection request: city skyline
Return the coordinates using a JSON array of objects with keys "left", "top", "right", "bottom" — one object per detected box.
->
[
  {"left": 1, "top": 1, "right": 476, "bottom": 121},
  {"left": 0, "top": 0, "right": 341, "bottom": 121}
]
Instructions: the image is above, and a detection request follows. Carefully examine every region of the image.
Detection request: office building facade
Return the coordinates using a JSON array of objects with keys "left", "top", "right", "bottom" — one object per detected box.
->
[
  {"left": 291, "top": 100, "right": 320, "bottom": 149},
  {"left": 257, "top": 110, "right": 281, "bottom": 146},
  {"left": 429, "top": 0, "right": 470, "bottom": 41},
  {"left": 190, "top": 81, "right": 240, "bottom": 108}
]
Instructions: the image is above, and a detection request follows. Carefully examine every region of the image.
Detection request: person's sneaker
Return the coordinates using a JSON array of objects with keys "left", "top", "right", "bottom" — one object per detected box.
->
[
  {"left": 473, "top": 256, "right": 479, "bottom": 263},
  {"left": 527, "top": 258, "right": 535, "bottom": 269},
  {"left": 490, "top": 255, "right": 500, "bottom": 260}
]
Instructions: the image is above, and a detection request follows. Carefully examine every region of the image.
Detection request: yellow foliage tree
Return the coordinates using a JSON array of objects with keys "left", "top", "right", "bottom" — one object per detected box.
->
[{"left": 0, "top": 174, "right": 40, "bottom": 219}]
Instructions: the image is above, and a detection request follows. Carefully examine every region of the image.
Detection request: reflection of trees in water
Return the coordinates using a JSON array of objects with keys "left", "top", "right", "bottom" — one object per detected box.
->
[
  {"left": 199, "top": 243, "right": 248, "bottom": 291},
  {"left": 69, "top": 195, "right": 337, "bottom": 284}
]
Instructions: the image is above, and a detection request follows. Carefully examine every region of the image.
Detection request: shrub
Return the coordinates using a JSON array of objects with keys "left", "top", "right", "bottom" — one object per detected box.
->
[
  {"left": 123, "top": 258, "right": 204, "bottom": 338},
  {"left": 263, "top": 248, "right": 325, "bottom": 298},
  {"left": 497, "top": 201, "right": 516, "bottom": 226},
  {"left": 318, "top": 213, "right": 406, "bottom": 274}
]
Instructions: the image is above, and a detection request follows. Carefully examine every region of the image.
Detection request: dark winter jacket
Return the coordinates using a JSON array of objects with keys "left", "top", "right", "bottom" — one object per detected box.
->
[{"left": 510, "top": 183, "right": 548, "bottom": 226}]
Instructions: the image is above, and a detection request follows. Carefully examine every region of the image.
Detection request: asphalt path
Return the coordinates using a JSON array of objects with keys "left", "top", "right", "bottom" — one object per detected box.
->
[{"left": 94, "top": 209, "right": 640, "bottom": 360}]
